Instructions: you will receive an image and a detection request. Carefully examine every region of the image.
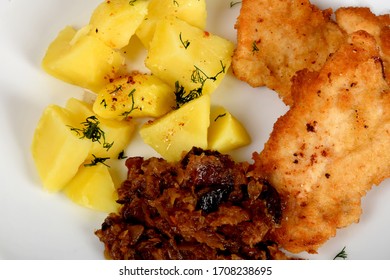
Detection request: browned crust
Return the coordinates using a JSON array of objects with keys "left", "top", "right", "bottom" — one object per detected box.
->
[
  {"left": 232, "top": 0, "right": 345, "bottom": 105},
  {"left": 336, "top": 7, "right": 390, "bottom": 85},
  {"left": 252, "top": 31, "right": 390, "bottom": 253}
]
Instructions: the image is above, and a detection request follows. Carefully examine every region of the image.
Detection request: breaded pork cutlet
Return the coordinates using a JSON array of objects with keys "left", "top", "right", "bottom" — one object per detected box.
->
[
  {"left": 232, "top": 0, "right": 345, "bottom": 106},
  {"left": 335, "top": 7, "right": 390, "bottom": 85},
  {"left": 251, "top": 31, "right": 390, "bottom": 254}
]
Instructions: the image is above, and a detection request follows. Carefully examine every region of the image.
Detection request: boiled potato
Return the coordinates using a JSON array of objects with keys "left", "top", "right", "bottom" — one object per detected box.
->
[
  {"left": 136, "top": 0, "right": 206, "bottom": 48},
  {"left": 42, "top": 25, "right": 125, "bottom": 93},
  {"left": 65, "top": 97, "right": 136, "bottom": 159},
  {"left": 63, "top": 164, "right": 119, "bottom": 213},
  {"left": 90, "top": 0, "right": 149, "bottom": 49},
  {"left": 208, "top": 106, "right": 251, "bottom": 153},
  {"left": 139, "top": 94, "right": 210, "bottom": 162},
  {"left": 145, "top": 17, "right": 234, "bottom": 97},
  {"left": 93, "top": 73, "right": 175, "bottom": 120},
  {"left": 31, "top": 105, "right": 92, "bottom": 192}
]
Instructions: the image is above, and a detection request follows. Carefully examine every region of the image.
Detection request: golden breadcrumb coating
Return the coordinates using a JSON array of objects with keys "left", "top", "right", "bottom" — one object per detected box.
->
[
  {"left": 232, "top": 0, "right": 345, "bottom": 105},
  {"left": 335, "top": 7, "right": 390, "bottom": 85},
  {"left": 252, "top": 31, "right": 390, "bottom": 253}
]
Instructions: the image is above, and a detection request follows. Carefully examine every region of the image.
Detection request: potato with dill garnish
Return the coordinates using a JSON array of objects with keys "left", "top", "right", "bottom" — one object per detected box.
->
[
  {"left": 89, "top": 0, "right": 149, "bottom": 49},
  {"left": 145, "top": 16, "right": 234, "bottom": 97},
  {"left": 66, "top": 97, "right": 136, "bottom": 159},
  {"left": 31, "top": 105, "right": 92, "bottom": 192},
  {"left": 93, "top": 73, "right": 176, "bottom": 121},
  {"left": 136, "top": 0, "right": 207, "bottom": 48},
  {"left": 31, "top": 97, "right": 136, "bottom": 193},
  {"left": 208, "top": 106, "right": 251, "bottom": 153}
]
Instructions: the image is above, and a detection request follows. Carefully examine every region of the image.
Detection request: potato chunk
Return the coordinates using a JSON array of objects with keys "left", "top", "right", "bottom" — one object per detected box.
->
[
  {"left": 139, "top": 95, "right": 210, "bottom": 162},
  {"left": 63, "top": 164, "right": 119, "bottom": 213},
  {"left": 208, "top": 106, "right": 251, "bottom": 153},
  {"left": 65, "top": 97, "right": 136, "bottom": 159},
  {"left": 90, "top": 0, "right": 149, "bottom": 49},
  {"left": 42, "top": 25, "right": 125, "bottom": 92},
  {"left": 136, "top": 0, "right": 207, "bottom": 48},
  {"left": 31, "top": 105, "right": 92, "bottom": 192},
  {"left": 145, "top": 17, "right": 234, "bottom": 96},
  {"left": 93, "top": 73, "right": 175, "bottom": 120}
]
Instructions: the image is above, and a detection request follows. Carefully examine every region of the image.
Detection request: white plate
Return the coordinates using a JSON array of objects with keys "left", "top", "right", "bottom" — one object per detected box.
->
[{"left": 0, "top": 0, "right": 389, "bottom": 260}]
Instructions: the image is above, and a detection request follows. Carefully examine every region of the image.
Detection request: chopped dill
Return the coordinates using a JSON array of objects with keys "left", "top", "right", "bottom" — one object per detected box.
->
[
  {"left": 214, "top": 113, "right": 226, "bottom": 122},
  {"left": 179, "top": 32, "right": 191, "bottom": 49},
  {"left": 191, "top": 60, "right": 226, "bottom": 85},
  {"left": 173, "top": 0, "right": 179, "bottom": 7},
  {"left": 121, "top": 89, "right": 138, "bottom": 118},
  {"left": 129, "top": 0, "right": 137, "bottom": 5},
  {"left": 100, "top": 99, "right": 107, "bottom": 109},
  {"left": 175, "top": 61, "right": 226, "bottom": 108},
  {"left": 230, "top": 1, "right": 242, "bottom": 8},
  {"left": 109, "top": 85, "right": 123, "bottom": 95},
  {"left": 84, "top": 154, "right": 110, "bottom": 167},
  {"left": 69, "top": 116, "right": 113, "bottom": 151},
  {"left": 128, "top": 88, "right": 136, "bottom": 97},
  {"left": 174, "top": 81, "right": 202, "bottom": 108},
  {"left": 118, "top": 150, "right": 128, "bottom": 160},
  {"left": 333, "top": 246, "right": 348, "bottom": 260},
  {"left": 103, "top": 142, "right": 114, "bottom": 151}
]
